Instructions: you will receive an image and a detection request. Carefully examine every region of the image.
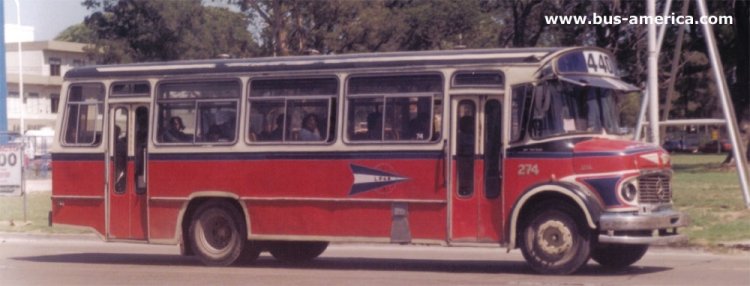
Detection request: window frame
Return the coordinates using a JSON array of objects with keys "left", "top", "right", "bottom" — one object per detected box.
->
[
  {"left": 510, "top": 83, "right": 534, "bottom": 144},
  {"left": 50, "top": 93, "right": 60, "bottom": 114},
  {"left": 49, "top": 57, "right": 62, "bottom": 77},
  {"left": 154, "top": 79, "right": 242, "bottom": 146},
  {"left": 451, "top": 70, "right": 505, "bottom": 88},
  {"left": 60, "top": 83, "right": 105, "bottom": 147},
  {"left": 111, "top": 81, "right": 151, "bottom": 98},
  {"left": 246, "top": 76, "right": 339, "bottom": 145},
  {"left": 344, "top": 73, "right": 444, "bottom": 145}
]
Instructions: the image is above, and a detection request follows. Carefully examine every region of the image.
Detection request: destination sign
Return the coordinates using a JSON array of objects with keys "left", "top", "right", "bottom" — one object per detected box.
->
[{"left": 556, "top": 50, "right": 619, "bottom": 77}]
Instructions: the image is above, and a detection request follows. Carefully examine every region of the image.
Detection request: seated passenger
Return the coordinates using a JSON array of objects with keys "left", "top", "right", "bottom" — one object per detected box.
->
[
  {"left": 407, "top": 113, "right": 430, "bottom": 140},
  {"left": 260, "top": 114, "right": 284, "bottom": 141},
  {"left": 299, "top": 114, "right": 322, "bottom": 141},
  {"left": 205, "top": 125, "right": 224, "bottom": 142},
  {"left": 163, "top": 116, "right": 192, "bottom": 142},
  {"left": 353, "top": 112, "right": 383, "bottom": 140}
]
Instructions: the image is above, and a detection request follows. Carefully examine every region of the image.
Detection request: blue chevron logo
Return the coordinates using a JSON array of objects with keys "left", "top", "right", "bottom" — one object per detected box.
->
[{"left": 349, "top": 164, "right": 409, "bottom": 196}]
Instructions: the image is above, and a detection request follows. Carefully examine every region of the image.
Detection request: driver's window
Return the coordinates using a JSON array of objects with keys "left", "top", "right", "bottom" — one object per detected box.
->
[{"left": 510, "top": 84, "right": 533, "bottom": 143}]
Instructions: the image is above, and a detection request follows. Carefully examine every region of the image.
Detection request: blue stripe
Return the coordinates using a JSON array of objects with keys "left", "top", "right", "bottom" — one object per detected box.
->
[
  {"left": 350, "top": 164, "right": 400, "bottom": 177},
  {"left": 506, "top": 151, "right": 573, "bottom": 159},
  {"left": 582, "top": 177, "right": 621, "bottom": 206},
  {"left": 51, "top": 153, "right": 105, "bottom": 161}
]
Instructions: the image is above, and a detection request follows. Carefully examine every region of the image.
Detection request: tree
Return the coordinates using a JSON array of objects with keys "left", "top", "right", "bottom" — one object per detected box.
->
[
  {"left": 83, "top": 0, "right": 259, "bottom": 64},
  {"left": 730, "top": 0, "right": 750, "bottom": 161},
  {"left": 237, "top": 0, "right": 497, "bottom": 56},
  {"left": 55, "top": 23, "right": 94, "bottom": 43}
]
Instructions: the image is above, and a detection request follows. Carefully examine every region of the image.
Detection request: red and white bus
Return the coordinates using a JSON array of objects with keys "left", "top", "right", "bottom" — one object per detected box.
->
[{"left": 50, "top": 47, "right": 687, "bottom": 274}]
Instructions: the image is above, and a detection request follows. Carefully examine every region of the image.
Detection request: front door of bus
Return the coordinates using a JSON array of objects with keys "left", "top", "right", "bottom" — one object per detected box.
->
[
  {"left": 450, "top": 95, "right": 503, "bottom": 242},
  {"left": 108, "top": 104, "right": 149, "bottom": 240}
]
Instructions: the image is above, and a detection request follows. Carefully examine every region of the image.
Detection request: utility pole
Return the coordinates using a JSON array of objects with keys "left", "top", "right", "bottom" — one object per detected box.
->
[{"left": 0, "top": 0, "right": 8, "bottom": 135}]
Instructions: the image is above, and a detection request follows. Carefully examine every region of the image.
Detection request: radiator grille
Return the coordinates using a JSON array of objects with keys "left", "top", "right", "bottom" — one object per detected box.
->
[{"left": 639, "top": 173, "right": 672, "bottom": 204}]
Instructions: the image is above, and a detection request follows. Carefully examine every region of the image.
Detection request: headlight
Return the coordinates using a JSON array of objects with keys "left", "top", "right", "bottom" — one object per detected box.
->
[{"left": 620, "top": 180, "right": 639, "bottom": 203}]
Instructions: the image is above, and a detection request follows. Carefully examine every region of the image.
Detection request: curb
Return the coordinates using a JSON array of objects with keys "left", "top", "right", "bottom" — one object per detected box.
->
[{"left": 0, "top": 231, "right": 99, "bottom": 242}]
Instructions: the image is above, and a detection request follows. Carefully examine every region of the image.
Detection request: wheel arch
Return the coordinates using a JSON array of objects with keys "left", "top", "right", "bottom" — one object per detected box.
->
[
  {"left": 178, "top": 191, "right": 250, "bottom": 256},
  {"left": 507, "top": 182, "right": 602, "bottom": 251}
]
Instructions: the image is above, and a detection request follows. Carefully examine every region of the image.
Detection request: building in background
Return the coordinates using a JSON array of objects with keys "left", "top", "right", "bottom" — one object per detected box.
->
[
  {"left": 4, "top": 24, "right": 34, "bottom": 43},
  {"left": 5, "top": 40, "right": 88, "bottom": 132}
]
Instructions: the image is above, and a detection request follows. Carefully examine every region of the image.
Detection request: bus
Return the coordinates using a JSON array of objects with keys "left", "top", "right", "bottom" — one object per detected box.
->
[{"left": 50, "top": 47, "right": 688, "bottom": 274}]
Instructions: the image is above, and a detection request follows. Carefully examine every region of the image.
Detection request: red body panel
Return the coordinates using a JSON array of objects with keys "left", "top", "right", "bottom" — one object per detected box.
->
[
  {"left": 147, "top": 158, "right": 448, "bottom": 241},
  {"left": 51, "top": 159, "right": 106, "bottom": 234},
  {"left": 109, "top": 161, "right": 147, "bottom": 240},
  {"left": 450, "top": 159, "right": 502, "bottom": 242}
]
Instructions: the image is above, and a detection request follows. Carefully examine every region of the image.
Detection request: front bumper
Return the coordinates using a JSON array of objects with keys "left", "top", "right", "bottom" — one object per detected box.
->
[{"left": 597, "top": 208, "right": 689, "bottom": 245}]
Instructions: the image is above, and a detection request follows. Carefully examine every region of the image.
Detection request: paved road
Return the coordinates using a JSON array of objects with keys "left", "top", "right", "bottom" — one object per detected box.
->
[{"left": 1, "top": 234, "right": 748, "bottom": 286}]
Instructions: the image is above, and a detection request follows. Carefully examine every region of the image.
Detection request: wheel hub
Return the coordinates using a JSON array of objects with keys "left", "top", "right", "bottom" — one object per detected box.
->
[
  {"left": 206, "top": 217, "right": 231, "bottom": 249},
  {"left": 536, "top": 220, "right": 573, "bottom": 255}
]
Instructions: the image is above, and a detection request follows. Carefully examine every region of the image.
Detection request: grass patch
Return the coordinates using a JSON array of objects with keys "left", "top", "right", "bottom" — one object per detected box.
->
[
  {"left": 0, "top": 192, "right": 87, "bottom": 234},
  {"left": 671, "top": 154, "right": 750, "bottom": 246}
]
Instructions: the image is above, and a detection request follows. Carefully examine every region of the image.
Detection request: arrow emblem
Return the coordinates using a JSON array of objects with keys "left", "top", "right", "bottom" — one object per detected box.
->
[{"left": 349, "top": 164, "right": 409, "bottom": 196}]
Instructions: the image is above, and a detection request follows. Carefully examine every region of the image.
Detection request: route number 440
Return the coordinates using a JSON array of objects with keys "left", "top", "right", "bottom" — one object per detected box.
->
[{"left": 517, "top": 164, "right": 539, "bottom": 176}]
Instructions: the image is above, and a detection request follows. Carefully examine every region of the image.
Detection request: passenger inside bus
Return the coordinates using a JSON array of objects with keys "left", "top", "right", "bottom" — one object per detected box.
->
[
  {"left": 205, "top": 125, "right": 224, "bottom": 142},
  {"left": 113, "top": 125, "right": 127, "bottom": 192},
  {"left": 299, "top": 114, "right": 322, "bottom": 141},
  {"left": 260, "top": 114, "right": 285, "bottom": 141},
  {"left": 353, "top": 112, "right": 383, "bottom": 140},
  {"left": 163, "top": 116, "right": 193, "bottom": 142},
  {"left": 406, "top": 112, "right": 430, "bottom": 140}
]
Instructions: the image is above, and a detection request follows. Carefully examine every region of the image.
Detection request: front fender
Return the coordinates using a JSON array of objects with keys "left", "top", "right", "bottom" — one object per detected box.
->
[{"left": 507, "top": 182, "right": 603, "bottom": 250}]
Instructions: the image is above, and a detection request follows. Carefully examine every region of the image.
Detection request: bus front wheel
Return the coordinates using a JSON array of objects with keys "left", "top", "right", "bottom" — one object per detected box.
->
[
  {"left": 189, "top": 200, "right": 245, "bottom": 266},
  {"left": 520, "top": 206, "right": 591, "bottom": 275}
]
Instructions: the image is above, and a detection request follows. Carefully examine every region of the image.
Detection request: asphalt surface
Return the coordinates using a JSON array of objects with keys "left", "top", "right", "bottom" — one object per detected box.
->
[{"left": 1, "top": 233, "right": 748, "bottom": 286}]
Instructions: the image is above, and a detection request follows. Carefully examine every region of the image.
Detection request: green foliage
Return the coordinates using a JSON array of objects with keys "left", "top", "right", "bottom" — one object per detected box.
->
[
  {"left": 65, "top": 0, "right": 745, "bottom": 127},
  {"left": 83, "top": 0, "right": 259, "bottom": 64},
  {"left": 54, "top": 23, "right": 94, "bottom": 43}
]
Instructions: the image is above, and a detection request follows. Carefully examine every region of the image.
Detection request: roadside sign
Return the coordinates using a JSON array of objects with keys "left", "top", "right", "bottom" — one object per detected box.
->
[{"left": 0, "top": 143, "right": 23, "bottom": 196}]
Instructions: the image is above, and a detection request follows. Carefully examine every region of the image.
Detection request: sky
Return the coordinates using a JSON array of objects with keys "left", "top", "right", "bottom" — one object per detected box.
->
[
  {"left": 2, "top": 0, "right": 246, "bottom": 42},
  {"left": 3, "top": 0, "right": 91, "bottom": 41}
]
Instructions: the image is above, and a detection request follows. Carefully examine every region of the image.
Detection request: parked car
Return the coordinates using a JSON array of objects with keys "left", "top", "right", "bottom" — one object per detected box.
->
[
  {"left": 663, "top": 139, "right": 698, "bottom": 153},
  {"left": 699, "top": 140, "right": 733, "bottom": 153}
]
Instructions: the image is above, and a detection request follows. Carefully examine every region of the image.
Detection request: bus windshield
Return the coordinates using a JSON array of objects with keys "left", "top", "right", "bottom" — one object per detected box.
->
[{"left": 530, "top": 80, "right": 640, "bottom": 139}]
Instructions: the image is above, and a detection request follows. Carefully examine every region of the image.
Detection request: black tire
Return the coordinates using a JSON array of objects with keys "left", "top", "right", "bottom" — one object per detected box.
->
[
  {"left": 189, "top": 200, "right": 245, "bottom": 266},
  {"left": 520, "top": 206, "right": 591, "bottom": 275},
  {"left": 591, "top": 244, "right": 648, "bottom": 270},
  {"left": 269, "top": 241, "right": 329, "bottom": 263}
]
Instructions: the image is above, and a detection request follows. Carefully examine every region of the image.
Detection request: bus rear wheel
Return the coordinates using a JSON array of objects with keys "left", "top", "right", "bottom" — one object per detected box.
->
[
  {"left": 591, "top": 244, "right": 648, "bottom": 270},
  {"left": 520, "top": 206, "right": 591, "bottom": 275},
  {"left": 269, "top": 241, "right": 329, "bottom": 263},
  {"left": 189, "top": 200, "right": 245, "bottom": 266}
]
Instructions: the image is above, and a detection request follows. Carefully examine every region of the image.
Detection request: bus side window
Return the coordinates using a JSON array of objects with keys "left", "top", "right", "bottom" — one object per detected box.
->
[
  {"left": 248, "top": 77, "right": 338, "bottom": 144},
  {"left": 155, "top": 80, "right": 240, "bottom": 145},
  {"left": 346, "top": 74, "right": 443, "bottom": 143},
  {"left": 62, "top": 84, "right": 104, "bottom": 146}
]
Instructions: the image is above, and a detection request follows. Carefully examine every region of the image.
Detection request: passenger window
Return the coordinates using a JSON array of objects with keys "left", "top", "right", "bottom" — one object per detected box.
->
[
  {"left": 155, "top": 80, "right": 240, "bottom": 144},
  {"left": 346, "top": 74, "right": 442, "bottom": 143},
  {"left": 63, "top": 83, "right": 104, "bottom": 146},
  {"left": 248, "top": 78, "right": 337, "bottom": 143}
]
